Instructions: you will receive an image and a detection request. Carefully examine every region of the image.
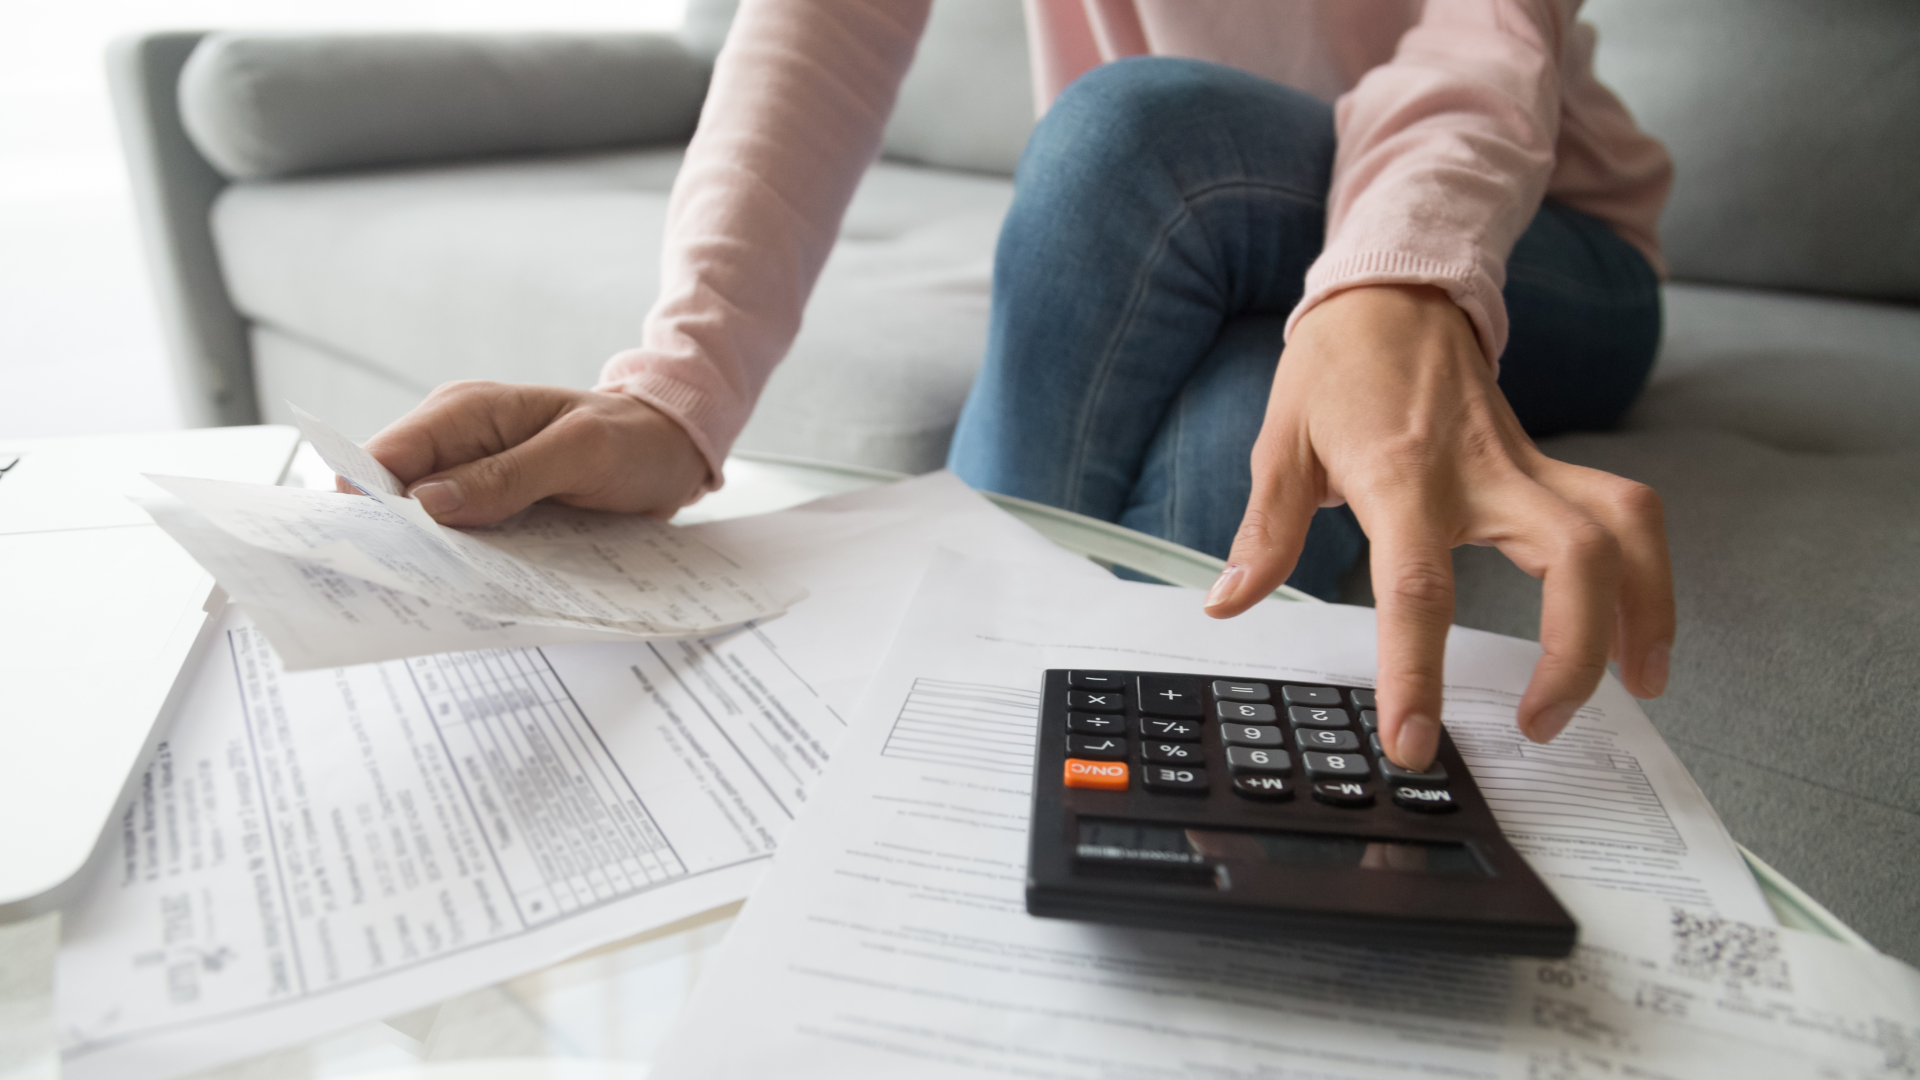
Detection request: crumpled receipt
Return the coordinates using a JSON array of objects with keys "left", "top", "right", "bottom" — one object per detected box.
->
[{"left": 136, "top": 407, "right": 803, "bottom": 669}]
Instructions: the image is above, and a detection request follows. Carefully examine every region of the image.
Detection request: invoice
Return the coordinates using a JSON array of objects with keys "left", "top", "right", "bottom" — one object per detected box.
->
[
  {"left": 646, "top": 554, "right": 1916, "bottom": 1079},
  {"left": 56, "top": 474, "right": 1107, "bottom": 1080}
]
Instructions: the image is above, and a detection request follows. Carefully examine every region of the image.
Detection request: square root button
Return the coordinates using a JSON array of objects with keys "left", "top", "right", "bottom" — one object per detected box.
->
[{"left": 1137, "top": 675, "right": 1203, "bottom": 717}]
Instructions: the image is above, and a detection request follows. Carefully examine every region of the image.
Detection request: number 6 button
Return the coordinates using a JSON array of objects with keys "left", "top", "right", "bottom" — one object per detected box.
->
[
  {"left": 1303, "top": 751, "right": 1369, "bottom": 779},
  {"left": 1222, "top": 725, "right": 1285, "bottom": 748}
]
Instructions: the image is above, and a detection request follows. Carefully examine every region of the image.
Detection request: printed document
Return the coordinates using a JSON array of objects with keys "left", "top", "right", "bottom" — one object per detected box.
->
[
  {"left": 647, "top": 554, "right": 1917, "bottom": 1078},
  {"left": 56, "top": 475, "right": 1106, "bottom": 1080},
  {"left": 137, "top": 409, "right": 801, "bottom": 670}
]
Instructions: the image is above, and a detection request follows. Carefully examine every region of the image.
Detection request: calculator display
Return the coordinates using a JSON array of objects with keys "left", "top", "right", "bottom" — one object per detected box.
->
[{"left": 1076, "top": 818, "right": 1488, "bottom": 877}]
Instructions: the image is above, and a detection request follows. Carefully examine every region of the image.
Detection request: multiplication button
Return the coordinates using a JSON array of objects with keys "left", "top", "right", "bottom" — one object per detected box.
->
[
  {"left": 1142, "top": 765, "right": 1208, "bottom": 793},
  {"left": 1069, "top": 690, "right": 1125, "bottom": 712}
]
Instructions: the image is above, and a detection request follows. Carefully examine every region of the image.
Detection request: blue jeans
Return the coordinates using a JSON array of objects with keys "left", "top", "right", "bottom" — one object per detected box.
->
[{"left": 946, "top": 58, "right": 1662, "bottom": 600}]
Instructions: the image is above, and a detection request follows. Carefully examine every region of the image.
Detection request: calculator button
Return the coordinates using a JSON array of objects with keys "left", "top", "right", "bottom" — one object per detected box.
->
[
  {"left": 1064, "top": 758, "right": 1129, "bottom": 791},
  {"left": 1369, "top": 733, "right": 1385, "bottom": 756},
  {"left": 1297, "top": 727, "right": 1359, "bottom": 752},
  {"left": 1069, "top": 690, "right": 1125, "bottom": 712},
  {"left": 1393, "top": 786, "right": 1459, "bottom": 813},
  {"left": 1142, "top": 741, "right": 1204, "bottom": 765},
  {"left": 1302, "top": 752, "right": 1370, "bottom": 779},
  {"left": 1215, "top": 701, "right": 1277, "bottom": 723},
  {"left": 1281, "top": 685, "right": 1343, "bottom": 707},
  {"left": 1221, "top": 724, "right": 1286, "bottom": 748},
  {"left": 1141, "top": 765, "right": 1208, "bottom": 793},
  {"left": 1358, "top": 710, "right": 1379, "bottom": 732},
  {"left": 1067, "top": 712, "right": 1127, "bottom": 735},
  {"left": 1379, "top": 757, "right": 1449, "bottom": 786},
  {"left": 1350, "top": 688, "right": 1376, "bottom": 710},
  {"left": 1225, "top": 747, "right": 1290, "bottom": 773},
  {"left": 1287, "top": 705, "right": 1349, "bottom": 728},
  {"left": 1312, "top": 781, "right": 1376, "bottom": 807},
  {"left": 1232, "top": 775, "right": 1292, "bottom": 801},
  {"left": 1211, "top": 680, "right": 1270, "bottom": 702},
  {"left": 1137, "top": 676, "right": 1204, "bottom": 717},
  {"left": 1066, "top": 735, "right": 1127, "bottom": 760},
  {"left": 1069, "top": 671, "right": 1126, "bottom": 690},
  {"left": 1141, "top": 718, "right": 1201, "bottom": 742}
]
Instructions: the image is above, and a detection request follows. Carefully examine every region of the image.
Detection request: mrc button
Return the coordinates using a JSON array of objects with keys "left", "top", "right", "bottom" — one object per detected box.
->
[
  {"left": 1064, "top": 758, "right": 1129, "bottom": 791},
  {"left": 1394, "top": 786, "right": 1459, "bottom": 813}
]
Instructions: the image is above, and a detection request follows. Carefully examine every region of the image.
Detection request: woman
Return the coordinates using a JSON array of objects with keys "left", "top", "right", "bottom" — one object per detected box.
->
[{"left": 352, "top": 0, "right": 1675, "bottom": 772}]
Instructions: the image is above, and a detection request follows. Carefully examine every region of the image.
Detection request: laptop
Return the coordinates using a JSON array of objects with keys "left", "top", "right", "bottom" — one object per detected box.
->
[{"left": 0, "top": 425, "right": 299, "bottom": 920}]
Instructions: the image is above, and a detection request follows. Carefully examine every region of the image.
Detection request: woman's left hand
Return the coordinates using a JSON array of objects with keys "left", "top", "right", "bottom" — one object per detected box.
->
[{"left": 1201, "top": 284, "right": 1674, "bottom": 772}]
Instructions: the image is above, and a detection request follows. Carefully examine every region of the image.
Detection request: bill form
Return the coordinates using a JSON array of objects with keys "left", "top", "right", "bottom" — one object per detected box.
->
[
  {"left": 55, "top": 475, "right": 1107, "bottom": 1080},
  {"left": 136, "top": 409, "right": 801, "bottom": 670},
  {"left": 649, "top": 554, "right": 1917, "bottom": 1078}
]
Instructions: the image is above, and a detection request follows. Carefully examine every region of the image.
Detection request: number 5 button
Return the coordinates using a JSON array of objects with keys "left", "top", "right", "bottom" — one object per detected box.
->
[{"left": 1302, "top": 751, "right": 1369, "bottom": 779}]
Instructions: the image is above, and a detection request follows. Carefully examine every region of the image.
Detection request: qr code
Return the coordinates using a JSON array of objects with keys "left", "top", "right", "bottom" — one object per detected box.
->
[{"left": 1668, "top": 907, "right": 1791, "bottom": 991}]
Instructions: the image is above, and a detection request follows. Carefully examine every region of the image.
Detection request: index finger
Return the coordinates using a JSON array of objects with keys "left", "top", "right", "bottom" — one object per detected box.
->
[
  {"left": 1363, "top": 507, "right": 1457, "bottom": 772},
  {"left": 363, "top": 382, "right": 561, "bottom": 486}
]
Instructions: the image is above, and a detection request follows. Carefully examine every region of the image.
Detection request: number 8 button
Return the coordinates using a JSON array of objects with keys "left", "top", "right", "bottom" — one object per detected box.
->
[{"left": 1303, "top": 751, "right": 1369, "bottom": 779}]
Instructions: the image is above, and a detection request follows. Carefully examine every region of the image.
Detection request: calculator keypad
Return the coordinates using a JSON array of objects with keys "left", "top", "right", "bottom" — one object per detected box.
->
[{"left": 1060, "top": 677, "right": 1458, "bottom": 814}]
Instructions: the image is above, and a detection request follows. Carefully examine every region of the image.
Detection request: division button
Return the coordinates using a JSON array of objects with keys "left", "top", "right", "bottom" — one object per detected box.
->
[
  {"left": 1212, "top": 680, "right": 1270, "bottom": 702},
  {"left": 1215, "top": 701, "right": 1278, "bottom": 723},
  {"left": 1281, "top": 685, "right": 1343, "bottom": 707},
  {"left": 1221, "top": 724, "right": 1286, "bottom": 748},
  {"left": 1142, "top": 765, "right": 1209, "bottom": 793},
  {"left": 1350, "top": 688, "right": 1377, "bottom": 710},
  {"left": 1137, "top": 675, "right": 1204, "bottom": 717},
  {"left": 1141, "top": 717, "right": 1202, "bottom": 742},
  {"left": 1069, "top": 690, "right": 1125, "bottom": 712},
  {"left": 1287, "top": 705, "right": 1350, "bottom": 728},
  {"left": 1225, "top": 747, "right": 1290, "bottom": 774},
  {"left": 1312, "top": 781, "right": 1375, "bottom": 807},
  {"left": 1066, "top": 734, "right": 1127, "bottom": 760},
  {"left": 1064, "top": 758, "right": 1129, "bottom": 791},
  {"left": 1142, "top": 741, "right": 1204, "bottom": 765},
  {"left": 1379, "top": 757, "right": 1449, "bottom": 786},
  {"left": 1297, "top": 727, "right": 1360, "bottom": 752},
  {"left": 1232, "top": 775, "right": 1292, "bottom": 801},
  {"left": 1302, "top": 752, "right": 1370, "bottom": 779},
  {"left": 1067, "top": 712, "right": 1127, "bottom": 736},
  {"left": 1394, "top": 786, "right": 1459, "bottom": 813},
  {"left": 1069, "top": 671, "right": 1127, "bottom": 690}
]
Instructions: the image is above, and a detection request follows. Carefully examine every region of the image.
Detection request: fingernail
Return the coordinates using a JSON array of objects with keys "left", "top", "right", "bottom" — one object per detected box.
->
[
  {"left": 1641, "top": 642, "right": 1671, "bottom": 697},
  {"left": 1205, "top": 565, "right": 1245, "bottom": 609},
  {"left": 1394, "top": 713, "right": 1441, "bottom": 770},
  {"left": 1528, "top": 701, "right": 1580, "bottom": 743},
  {"left": 410, "top": 479, "right": 464, "bottom": 518}
]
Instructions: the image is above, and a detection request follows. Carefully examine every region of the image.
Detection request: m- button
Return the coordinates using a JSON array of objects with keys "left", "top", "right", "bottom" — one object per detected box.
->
[{"left": 1137, "top": 675, "right": 1203, "bottom": 717}]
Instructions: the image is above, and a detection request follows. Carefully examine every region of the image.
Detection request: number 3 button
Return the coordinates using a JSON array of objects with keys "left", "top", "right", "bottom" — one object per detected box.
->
[{"left": 1302, "top": 752, "right": 1369, "bottom": 779}]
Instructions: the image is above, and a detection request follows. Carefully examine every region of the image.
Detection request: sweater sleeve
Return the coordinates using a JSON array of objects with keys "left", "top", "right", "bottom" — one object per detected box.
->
[
  {"left": 1284, "top": 0, "right": 1576, "bottom": 368},
  {"left": 596, "top": 0, "right": 932, "bottom": 490}
]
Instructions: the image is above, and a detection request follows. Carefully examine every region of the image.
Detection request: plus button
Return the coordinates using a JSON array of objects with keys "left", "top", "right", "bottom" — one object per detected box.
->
[{"left": 1136, "top": 675, "right": 1203, "bottom": 718}]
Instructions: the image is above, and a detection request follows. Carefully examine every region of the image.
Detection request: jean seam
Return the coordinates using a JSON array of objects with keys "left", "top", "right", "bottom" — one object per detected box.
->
[{"left": 1062, "top": 179, "right": 1325, "bottom": 514}]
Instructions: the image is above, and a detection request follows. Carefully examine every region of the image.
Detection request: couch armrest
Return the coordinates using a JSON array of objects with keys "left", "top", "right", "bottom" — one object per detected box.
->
[
  {"left": 178, "top": 32, "right": 711, "bottom": 181},
  {"left": 108, "top": 31, "right": 257, "bottom": 427}
]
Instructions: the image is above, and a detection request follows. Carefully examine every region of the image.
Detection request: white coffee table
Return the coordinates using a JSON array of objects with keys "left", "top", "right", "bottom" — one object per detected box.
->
[{"left": 0, "top": 448, "right": 1867, "bottom": 1080}]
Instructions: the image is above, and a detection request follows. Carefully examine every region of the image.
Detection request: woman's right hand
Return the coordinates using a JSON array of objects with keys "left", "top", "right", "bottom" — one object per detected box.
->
[{"left": 339, "top": 381, "right": 711, "bottom": 525}]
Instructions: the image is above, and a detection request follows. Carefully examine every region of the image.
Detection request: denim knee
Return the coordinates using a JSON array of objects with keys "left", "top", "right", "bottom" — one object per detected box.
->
[{"left": 1017, "top": 56, "right": 1334, "bottom": 197}]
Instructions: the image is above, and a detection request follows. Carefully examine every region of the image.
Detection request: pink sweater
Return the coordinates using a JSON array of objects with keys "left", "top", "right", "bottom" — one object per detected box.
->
[{"left": 597, "top": 0, "right": 1672, "bottom": 488}]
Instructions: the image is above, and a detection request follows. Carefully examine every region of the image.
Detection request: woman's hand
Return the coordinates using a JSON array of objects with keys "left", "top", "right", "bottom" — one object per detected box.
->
[
  {"left": 1203, "top": 285, "right": 1673, "bottom": 771},
  {"left": 339, "top": 382, "right": 710, "bottom": 525}
]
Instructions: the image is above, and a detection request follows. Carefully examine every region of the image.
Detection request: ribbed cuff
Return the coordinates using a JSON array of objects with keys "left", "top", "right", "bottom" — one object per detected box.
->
[
  {"left": 594, "top": 351, "right": 733, "bottom": 495},
  {"left": 1284, "top": 250, "right": 1509, "bottom": 372}
]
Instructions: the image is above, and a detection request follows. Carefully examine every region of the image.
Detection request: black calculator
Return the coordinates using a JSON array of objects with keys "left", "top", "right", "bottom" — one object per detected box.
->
[{"left": 1024, "top": 670, "right": 1576, "bottom": 956}]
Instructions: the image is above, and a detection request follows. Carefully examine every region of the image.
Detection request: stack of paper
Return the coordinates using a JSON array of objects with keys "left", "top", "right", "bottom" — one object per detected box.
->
[{"left": 137, "top": 410, "right": 803, "bottom": 670}]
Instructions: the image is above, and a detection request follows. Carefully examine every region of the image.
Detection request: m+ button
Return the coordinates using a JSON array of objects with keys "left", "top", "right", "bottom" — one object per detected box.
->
[{"left": 1137, "top": 675, "right": 1203, "bottom": 718}]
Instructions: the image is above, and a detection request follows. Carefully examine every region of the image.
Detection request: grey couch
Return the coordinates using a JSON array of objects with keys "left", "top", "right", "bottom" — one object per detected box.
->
[{"left": 111, "top": 0, "right": 1919, "bottom": 960}]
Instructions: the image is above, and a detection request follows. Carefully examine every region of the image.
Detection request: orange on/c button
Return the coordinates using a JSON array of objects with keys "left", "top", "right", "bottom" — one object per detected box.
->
[{"left": 1064, "top": 758, "right": 1129, "bottom": 791}]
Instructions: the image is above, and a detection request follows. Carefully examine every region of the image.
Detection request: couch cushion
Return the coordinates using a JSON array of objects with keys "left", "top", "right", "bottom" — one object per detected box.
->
[
  {"left": 214, "top": 148, "right": 1010, "bottom": 469},
  {"left": 1585, "top": 0, "right": 1920, "bottom": 301},
  {"left": 881, "top": 0, "right": 1034, "bottom": 177},
  {"left": 180, "top": 32, "right": 709, "bottom": 181}
]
